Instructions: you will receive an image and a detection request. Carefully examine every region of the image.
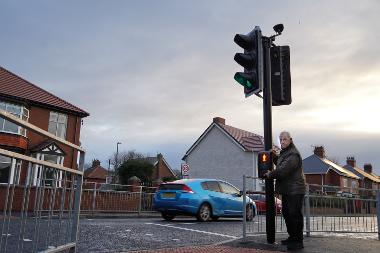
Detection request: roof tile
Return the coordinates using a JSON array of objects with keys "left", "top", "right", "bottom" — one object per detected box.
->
[{"left": 0, "top": 67, "right": 89, "bottom": 117}]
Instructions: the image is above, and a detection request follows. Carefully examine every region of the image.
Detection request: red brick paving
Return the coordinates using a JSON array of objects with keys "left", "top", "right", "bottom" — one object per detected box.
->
[{"left": 133, "top": 245, "right": 282, "bottom": 253}]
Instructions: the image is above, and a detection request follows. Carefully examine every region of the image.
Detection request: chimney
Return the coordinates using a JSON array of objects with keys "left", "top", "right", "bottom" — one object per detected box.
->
[
  {"left": 314, "top": 146, "right": 325, "bottom": 158},
  {"left": 92, "top": 159, "right": 101, "bottom": 167},
  {"left": 156, "top": 153, "right": 163, "bottom": 179},
  {"left": 364, "top": 164, "right": 373, "bottom": 174},
  {"left": 346, "top": 156, "right": 356, "bottom": 167},
  {"left": 213, "top": 117, "right": 225, "bottom": 125}
]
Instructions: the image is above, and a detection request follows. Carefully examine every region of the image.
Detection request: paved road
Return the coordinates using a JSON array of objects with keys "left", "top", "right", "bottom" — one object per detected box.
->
[{"left": 77, "top": 216, "right": 378, "bottom": 252}]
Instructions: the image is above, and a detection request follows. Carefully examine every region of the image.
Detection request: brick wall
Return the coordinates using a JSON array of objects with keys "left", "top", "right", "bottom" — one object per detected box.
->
[
  {"left": 0, "top": 133, "right": 28, "bottom": 149},
  {"left": 305, "top": 174, "right": 324, "bottom": 185},
  {"left": 0, "top": 185, "right": 146, "bottom": 212}
]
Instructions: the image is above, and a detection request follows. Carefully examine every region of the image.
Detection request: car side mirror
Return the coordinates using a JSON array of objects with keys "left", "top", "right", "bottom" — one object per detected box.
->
[{"left": 237, "top": 190, "right": 243, "bottom": 197}]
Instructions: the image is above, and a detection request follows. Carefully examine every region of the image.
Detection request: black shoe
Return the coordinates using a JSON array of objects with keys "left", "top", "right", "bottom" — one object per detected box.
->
[
  {"left": 281, "top": 238, "right": 291, "bottom": 245},
  {"left": 287, "top": 241, "right": 304, "bottom": 251}
]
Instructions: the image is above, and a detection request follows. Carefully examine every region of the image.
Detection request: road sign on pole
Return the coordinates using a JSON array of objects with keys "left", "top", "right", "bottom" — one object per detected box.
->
[{"left": 181, "top": 163, "right": 190, "bottom": 177}]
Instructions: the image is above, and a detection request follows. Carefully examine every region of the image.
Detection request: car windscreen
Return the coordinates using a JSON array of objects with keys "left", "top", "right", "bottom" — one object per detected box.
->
[{"left": 159, "top": 184, "right": 183, "bottom": 190}]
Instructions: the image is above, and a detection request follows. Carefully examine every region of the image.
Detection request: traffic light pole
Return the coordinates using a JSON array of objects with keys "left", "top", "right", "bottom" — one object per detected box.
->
[{"left": 262, "top": 36, "right": 276, "bottom": 244}]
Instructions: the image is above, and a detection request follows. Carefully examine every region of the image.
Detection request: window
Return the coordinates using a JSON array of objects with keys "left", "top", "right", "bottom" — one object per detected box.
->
[
  {"left": 219, "top": 182, "right": 240, "bottom": 195},
  {"left": 0, "top": 101, "right": 29, "bottom": 136},
  {"left": 0, "top": 155, "right": 21, "bottom": 184},
  {"left": 351, "top": 181, "right": 358, "bottom": 189},
  {"left": 205, "top": 181, "right": 221, "bottom": 192},
  {"left": 30, "top": 153, "right": 64, "bottom": 187},
  {"left": 0, "top": 155, "right": 11, "bottom": 183},
  {"left": 342, "top": 178, "right": 348, "bottom": 188},
  {"left": 48, "top": 112, "right": 67, "bottom": 139},
  {"left": 44, "top": 154, "right": 60, "bottom": 187}
]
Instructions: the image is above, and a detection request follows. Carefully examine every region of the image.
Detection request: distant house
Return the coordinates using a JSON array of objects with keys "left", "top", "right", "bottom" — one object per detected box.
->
[
  {"left": 303, "top": 146, "right": 360, "bottom": 194},
  {"left": 182, "top": 117, "right": 271, "bottom": 191},
  {"left": 84, "top": 159, "right": 108, "bottom": 187},
  {"left": 0, "top": 66, "right": 89, "bottom": 186},
  {"left": 343, "top": 158, "right": 380, "bottom": 190},
  {"left": 140, "top": 153, "right": 176, "bottom": 183}
]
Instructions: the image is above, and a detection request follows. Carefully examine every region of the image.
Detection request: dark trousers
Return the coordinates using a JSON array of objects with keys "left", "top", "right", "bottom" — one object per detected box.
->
[{"left": 282, "top": 194, "right": 304, "bottom": 242}]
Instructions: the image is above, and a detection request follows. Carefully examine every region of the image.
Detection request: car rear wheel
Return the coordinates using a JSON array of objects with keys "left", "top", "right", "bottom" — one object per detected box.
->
[
  {"left": 161, "top": 212, "right": 175, "bottom": 221},
  {"left": 197, "top": 203, "right": 211, "bottom": 222},
  {"left": 246, "top": 205, "right": 254, "bottom": 221}
]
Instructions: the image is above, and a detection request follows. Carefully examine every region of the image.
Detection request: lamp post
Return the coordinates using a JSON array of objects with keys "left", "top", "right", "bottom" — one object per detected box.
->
[{"left": 116, "top": 142, "right": 122, "bottom": 171}]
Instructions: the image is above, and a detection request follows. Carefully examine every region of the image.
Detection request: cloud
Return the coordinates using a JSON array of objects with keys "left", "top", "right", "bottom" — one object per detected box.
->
[{"left": 1, "top": 0, "right": 380, "bottom": 175}]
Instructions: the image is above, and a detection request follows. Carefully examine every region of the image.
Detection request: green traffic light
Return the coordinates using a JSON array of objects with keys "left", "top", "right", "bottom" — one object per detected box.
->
[{"left": 234, "top": 72, "right": 253, "bottom": 88}]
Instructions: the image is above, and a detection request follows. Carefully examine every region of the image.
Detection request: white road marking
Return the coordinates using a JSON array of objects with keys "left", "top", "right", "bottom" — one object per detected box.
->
[
  {"left": 145, "top": 233, "right": 153, "bottom": 236},
  {"left": 172, "top": 239, "right": 180, "bottom": 241},
  {"left": 125, "top": 229, "right": 131, "bottom": 232},
  {"left": 2, "top": 234, "right": 11, "bottom": 236},
  {"left": 23, "top": 238, "right": 32, "bottom": 242},
  {"left": 145, "top": 223, "right": 238, "bottom": 239}
]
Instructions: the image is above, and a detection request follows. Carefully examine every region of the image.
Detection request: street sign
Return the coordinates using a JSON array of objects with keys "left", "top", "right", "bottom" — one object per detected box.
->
[{"left": 181, "top": 163, "right": 190, "bottom": 176}]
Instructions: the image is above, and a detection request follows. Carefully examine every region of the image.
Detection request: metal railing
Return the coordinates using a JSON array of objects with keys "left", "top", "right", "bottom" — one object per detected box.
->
[
  {"left": 242, "top": 175, "right": 380, "bottom": 240},
  {"left": 0, "top": 109, "right": 85, "bottom": 253},
  {"left": 80, "top": 182, "right": 157, "bottom": 215}
]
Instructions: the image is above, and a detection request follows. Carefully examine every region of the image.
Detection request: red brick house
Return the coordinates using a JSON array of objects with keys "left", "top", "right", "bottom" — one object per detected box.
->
[
  {"left": 142, "top": 153, "right": 176, "bottom": 182},
  {"left": 302, "top": 146, "right": 360, "bottom": 194},
  {"left": 84, "top": 159, "right": 108, "bottom": 187},
  {"left": 343, "top": 158, "right": 380, "bottom": 190},
  {"left": 0, "top": 66, "right": 89, "bottom": 186}
]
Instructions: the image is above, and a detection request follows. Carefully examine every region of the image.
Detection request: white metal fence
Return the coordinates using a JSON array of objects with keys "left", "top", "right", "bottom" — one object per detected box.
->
[
  {"left": 0, "top": 109, "right": 85, "bottom": 253},
  {"left": 242, "top": 175, "right": 380, "bottom": 240}
]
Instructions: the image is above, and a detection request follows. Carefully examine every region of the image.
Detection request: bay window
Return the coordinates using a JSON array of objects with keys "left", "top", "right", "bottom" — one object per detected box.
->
[{"left": 0, "top": 101, "right": 29, "bottom": 136}]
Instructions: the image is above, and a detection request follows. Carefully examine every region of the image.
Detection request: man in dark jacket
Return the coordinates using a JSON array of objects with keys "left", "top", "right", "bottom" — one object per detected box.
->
[{"left": 264, "top": 131, "right": 306, "bottom": 250}]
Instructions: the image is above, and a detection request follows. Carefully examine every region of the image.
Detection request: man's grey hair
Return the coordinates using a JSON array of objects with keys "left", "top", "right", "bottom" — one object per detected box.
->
[{"left": 279, "top": 131, "right": 292, "bottom": 139}]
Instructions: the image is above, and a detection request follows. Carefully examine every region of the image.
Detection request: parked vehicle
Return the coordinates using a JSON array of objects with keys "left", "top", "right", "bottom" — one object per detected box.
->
[
  {"left": 248, "top": 193, "right": 282, "bottom": 214},
  {"left": 153, "top": 179, "right": 257, "bottom": 222}
]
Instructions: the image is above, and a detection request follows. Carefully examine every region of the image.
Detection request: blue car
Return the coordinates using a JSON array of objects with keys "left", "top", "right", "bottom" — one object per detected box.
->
[{"left": 153, "top": 179, "right": 257, "bottom": 222}]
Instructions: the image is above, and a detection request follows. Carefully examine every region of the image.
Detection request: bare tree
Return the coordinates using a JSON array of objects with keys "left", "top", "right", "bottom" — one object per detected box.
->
[{"left": 109, "top": 149, "right": 146, "bottom": 171}]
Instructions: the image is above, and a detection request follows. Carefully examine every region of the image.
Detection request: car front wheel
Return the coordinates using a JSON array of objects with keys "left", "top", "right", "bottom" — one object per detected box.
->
[
  {"left": 161, "top": 212, "right": 175, "bottom": 221},
  {"left": 197, "top": 203, "right": 211, "bottom": 222}
]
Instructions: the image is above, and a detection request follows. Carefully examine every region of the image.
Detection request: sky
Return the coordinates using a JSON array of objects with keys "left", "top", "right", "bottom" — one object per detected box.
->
[{"left": 1, "top": 0, "right": 379, "bottom": 175}]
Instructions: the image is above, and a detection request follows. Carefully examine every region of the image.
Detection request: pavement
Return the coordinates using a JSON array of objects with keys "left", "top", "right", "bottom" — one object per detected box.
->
[{"left": 130, "top": 234, "right": 380, "bottom": 253}]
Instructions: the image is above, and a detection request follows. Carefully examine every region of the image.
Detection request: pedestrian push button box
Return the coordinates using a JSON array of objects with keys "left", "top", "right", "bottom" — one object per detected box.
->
[{"left": 258, "top": 151, "right": 272, "bottom": 179}]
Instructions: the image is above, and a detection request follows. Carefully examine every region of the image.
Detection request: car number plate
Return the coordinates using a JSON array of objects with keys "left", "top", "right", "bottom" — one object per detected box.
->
[{"left": 162, "top": 192, "right": 176, "bottom": 198}]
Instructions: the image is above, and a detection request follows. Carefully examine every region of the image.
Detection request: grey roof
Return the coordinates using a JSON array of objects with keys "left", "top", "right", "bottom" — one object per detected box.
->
[
  {"left": 302, "top": 154, "right": 359, "bottom": 179},
  {"left": 343, "top": 165, "right": 380, "bottom": 182},
  {"left": 343, "top": 165, "right": 365, "bottom": 179},
  {"left": 144, "top": 157, "right": 158, "bottom": 165},
  {"left": 303, "top": 154, "right": 330, "bottom": 174}
]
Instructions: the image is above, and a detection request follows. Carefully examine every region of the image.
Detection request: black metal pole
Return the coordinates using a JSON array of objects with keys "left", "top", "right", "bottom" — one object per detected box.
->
[{"left": 263, "top": 37, "right": 276, "bottom": 244}]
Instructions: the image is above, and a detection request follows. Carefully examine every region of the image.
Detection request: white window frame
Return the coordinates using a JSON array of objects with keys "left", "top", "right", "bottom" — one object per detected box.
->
[
  {"left": 48, "top": 111, "right": 67, "bottom": 139},
  {"left": 30, "top": 153, "right": 64, "bottom": 187},
  {"left": 0, "top": 155, "right": 21, "bottom": 185},
  {"left": 0, "top": 101, "right": 29, "bottom": 137},
  {"left": 342, "top": 178, "right": 348, "bottom": 188}
]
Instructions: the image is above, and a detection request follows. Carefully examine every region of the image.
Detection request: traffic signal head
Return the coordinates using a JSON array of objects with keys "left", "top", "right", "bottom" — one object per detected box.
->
[
  {"left": 234, "top": 26, "right": 264, "bottom": 97},
  {"left": 258, "top": 151, "right": 272, "bottom": 179},
  {"left": 271, "top": 45, "right": 291, "bottom": 106}
]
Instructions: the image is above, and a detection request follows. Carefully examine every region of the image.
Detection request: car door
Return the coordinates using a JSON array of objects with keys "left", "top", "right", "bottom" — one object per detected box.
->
[
  {"left": 219, "top": 181, "right": 243, "bottom": 216},
  {"left": 204, "top": 181, "right": 225, "bottom": 215}
]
